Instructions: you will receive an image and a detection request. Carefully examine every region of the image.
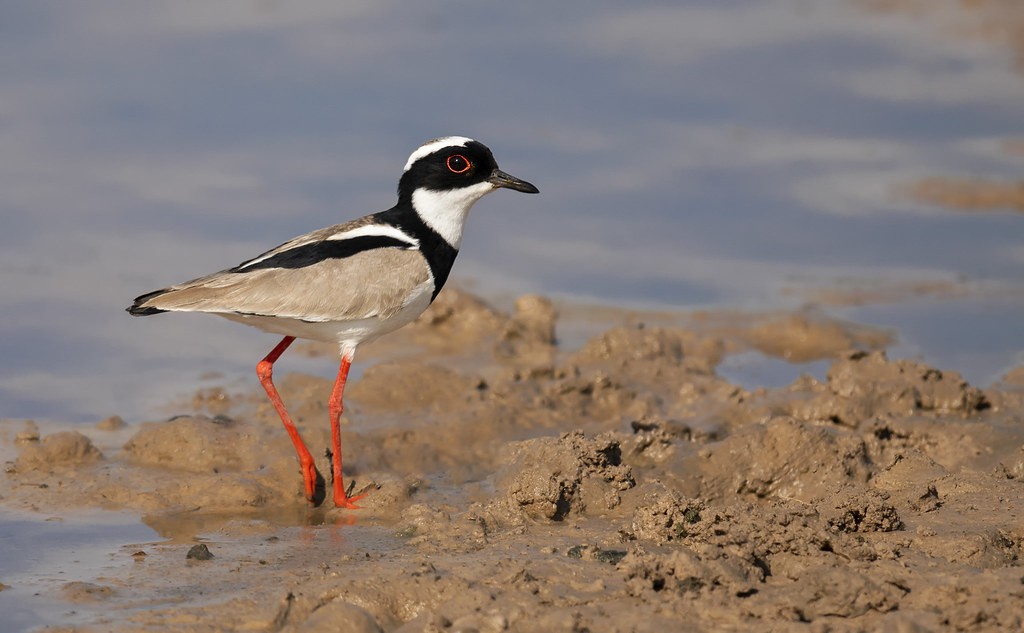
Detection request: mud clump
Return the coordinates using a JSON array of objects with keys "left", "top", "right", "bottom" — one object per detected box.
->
[
  {"left": 405, "top": 287, "right": 506, "bottom": 345},
  {"left": 113, "top": 414, "right": 301, "bottom": 510},
  {"left": 571, "top": 324, "right": 723, "bottom": 375},
  {"left": 689, "top": 416, "right": 872, "bottom": 503},
  {"left": 785, "top": 350, "right": 990, "bottom": 428},
  {"left": 619, "top": 497, "right": 908, "bottom": 624},
  {"left": 61, "top": 581, "right": 115, "bottom": 603},
  {"left": 123, "top": 415, "right": 261, "bottom": 474},
  {"left": 628, "top": 485, "right": 707, "bottom": 544},
  {"left": 824, "top": 490, "right": 904, "bottom": 534},
  {"left": 618, "top": 546, "right": 763, "bottom": 602},
  {"left": 15, "top": 431, "right": 103, "bottom": 472},
  {"left": 495, "top": 294, "right": 557, "bottom": 364},
  {"left": 491, "top": 430, "right": 635, "bottom": 523},
  {"left": 827, "top": 350, "right": 989, "bottom": 414},
  {"left": 297, "top": 601, "right": 383, "bottom": 633},
  {"left": 727, "top": 311, "right": 893, "bottom": 362},
  {"left": 346, "top": 362, "right": 483, "bottom": 414},
  {"left": 96, "top": 415, "right": 125, "bottom": 431}
]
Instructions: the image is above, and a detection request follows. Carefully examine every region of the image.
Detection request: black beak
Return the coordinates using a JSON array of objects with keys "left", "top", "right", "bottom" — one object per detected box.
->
[{"left": 488, "top": 168, "right": 539, "bottom": 194}]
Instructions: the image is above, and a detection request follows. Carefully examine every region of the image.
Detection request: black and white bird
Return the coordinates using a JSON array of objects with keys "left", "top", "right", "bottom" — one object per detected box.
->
[{"left": 128, "top": 136, "right": 538, "bottom": 509}]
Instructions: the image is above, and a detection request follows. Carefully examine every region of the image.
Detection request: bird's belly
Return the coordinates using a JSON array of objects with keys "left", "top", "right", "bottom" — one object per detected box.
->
[{"left": 217, "top": 279, "right": 435, "bottom": 348}]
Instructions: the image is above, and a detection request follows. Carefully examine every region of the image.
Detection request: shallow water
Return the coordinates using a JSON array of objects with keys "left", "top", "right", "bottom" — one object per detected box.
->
[
  {"left": 0, "top": 3, "right": 1022, "bottom": 421},
  {"left": 841, "top": 295, "right": 1024, "bottom": 387},
  {"left": 0, "top": 505, "right": 412, "bottom": 631},
  {"left": 0, "top": 509, "right": 160, "bottom": 630}
]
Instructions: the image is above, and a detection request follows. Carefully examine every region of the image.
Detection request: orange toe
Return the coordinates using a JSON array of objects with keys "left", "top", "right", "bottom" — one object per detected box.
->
[{"left": 334, "top": 492, "right": 367, "bottom": 510}]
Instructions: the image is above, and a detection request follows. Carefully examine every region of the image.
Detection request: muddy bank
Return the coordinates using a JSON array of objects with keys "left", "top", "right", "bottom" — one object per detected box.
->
[{"left": 2, "top": 288, "right": 1024, "bottom": 632}]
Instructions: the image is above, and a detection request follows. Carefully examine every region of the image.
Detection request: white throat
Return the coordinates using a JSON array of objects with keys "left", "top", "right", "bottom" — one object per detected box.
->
[{"left": 411, "top": 182, "right": 495, "bottom": 249}]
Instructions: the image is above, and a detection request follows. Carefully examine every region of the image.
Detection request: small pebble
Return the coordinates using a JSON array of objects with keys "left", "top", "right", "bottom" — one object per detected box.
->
[{"left": 186, "top": 544, "right": 214, "bottom": 561}]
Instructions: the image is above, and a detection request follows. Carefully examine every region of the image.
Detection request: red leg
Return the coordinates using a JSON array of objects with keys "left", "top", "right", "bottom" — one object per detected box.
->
[
  {"left": 329, "top": 352, "right": 365, "bottom": 509},
  {"left": 256, "top": 336, "right": 320, "bottom": 503}
]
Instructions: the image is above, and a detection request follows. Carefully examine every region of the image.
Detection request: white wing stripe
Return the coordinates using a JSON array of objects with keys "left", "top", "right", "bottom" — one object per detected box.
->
[
  {"left": 235, "top": 224, "right": 418, "bottom": 272},
  {"left": 326, "top": 224, "right": 419, "bottom": 248}
]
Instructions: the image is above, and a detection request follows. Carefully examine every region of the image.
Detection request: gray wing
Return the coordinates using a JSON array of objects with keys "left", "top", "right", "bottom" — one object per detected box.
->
[{"left": 129, "top": 218, "right": 432, "bottom": 322}]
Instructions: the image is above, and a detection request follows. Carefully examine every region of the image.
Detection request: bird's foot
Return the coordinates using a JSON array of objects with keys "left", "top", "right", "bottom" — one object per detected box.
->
[
  {"left": 333, "top": 492, "right": 367, "bottom": 510},
  {"left": 332, "top": 480, "right": 370, "bottom": 510}
]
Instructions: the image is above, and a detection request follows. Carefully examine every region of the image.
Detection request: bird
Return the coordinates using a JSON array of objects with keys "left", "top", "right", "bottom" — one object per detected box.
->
[{"left": 128, "top": 136, "right": 539, "bottom": 509}]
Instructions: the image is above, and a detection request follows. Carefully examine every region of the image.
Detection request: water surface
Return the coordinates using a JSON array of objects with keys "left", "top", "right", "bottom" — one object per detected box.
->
[{"left": 1, "top": 0, "right": 1022, "bottom": 422}]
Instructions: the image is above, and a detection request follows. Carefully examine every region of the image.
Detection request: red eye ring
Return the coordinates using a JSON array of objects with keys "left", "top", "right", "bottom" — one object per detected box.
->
[{"left": 446, "top": 154, "right": 472, "bottom": 174}]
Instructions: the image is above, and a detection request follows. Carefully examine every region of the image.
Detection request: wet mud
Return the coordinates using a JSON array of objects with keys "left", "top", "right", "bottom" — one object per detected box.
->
[{"left": 3, "top": 288, "right": 1024, "bottom": 632}]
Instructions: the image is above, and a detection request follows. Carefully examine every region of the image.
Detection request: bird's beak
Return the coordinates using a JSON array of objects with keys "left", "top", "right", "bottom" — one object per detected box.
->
[{"left": 488, "top": 168, "right": 539, "bottom": 194}]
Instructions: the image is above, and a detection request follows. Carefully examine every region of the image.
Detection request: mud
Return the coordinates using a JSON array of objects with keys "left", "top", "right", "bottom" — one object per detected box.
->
[
  {"left": 906, "top": 177, "right": 1024, "bottom": 213},
  {"left": 3, "top": 287, "right": 1024, "bottom": 632}
]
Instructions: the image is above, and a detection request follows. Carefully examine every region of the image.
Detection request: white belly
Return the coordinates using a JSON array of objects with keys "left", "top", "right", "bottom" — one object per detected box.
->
[{"left": 217, "top": 279, "right": 435, "bottom": 353}]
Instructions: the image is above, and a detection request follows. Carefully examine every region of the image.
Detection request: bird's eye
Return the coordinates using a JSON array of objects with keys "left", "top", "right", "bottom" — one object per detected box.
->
[{"left": 446, "top": 154, "right": 472, "bottom": 174}]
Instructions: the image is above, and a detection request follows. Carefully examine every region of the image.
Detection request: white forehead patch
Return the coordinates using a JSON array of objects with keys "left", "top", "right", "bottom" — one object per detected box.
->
[{"left": 403, "top": 136, "right": 475, "bottom": 172}]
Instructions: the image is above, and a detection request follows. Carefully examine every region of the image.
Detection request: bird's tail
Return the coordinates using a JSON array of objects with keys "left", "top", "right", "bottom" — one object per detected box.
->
[{"left": 127, "top": 289, "right": 170, "bottom": 316}]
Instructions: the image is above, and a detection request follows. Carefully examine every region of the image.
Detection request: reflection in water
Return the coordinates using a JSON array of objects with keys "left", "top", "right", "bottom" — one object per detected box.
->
[{"left": 140, "top": 503, "right": 368, "bottom": 542}]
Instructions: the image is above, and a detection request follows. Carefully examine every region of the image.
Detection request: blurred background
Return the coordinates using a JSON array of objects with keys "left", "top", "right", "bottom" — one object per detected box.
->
[{"left": 2, "top": 0, "right": 1022, "bottom": 423}]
